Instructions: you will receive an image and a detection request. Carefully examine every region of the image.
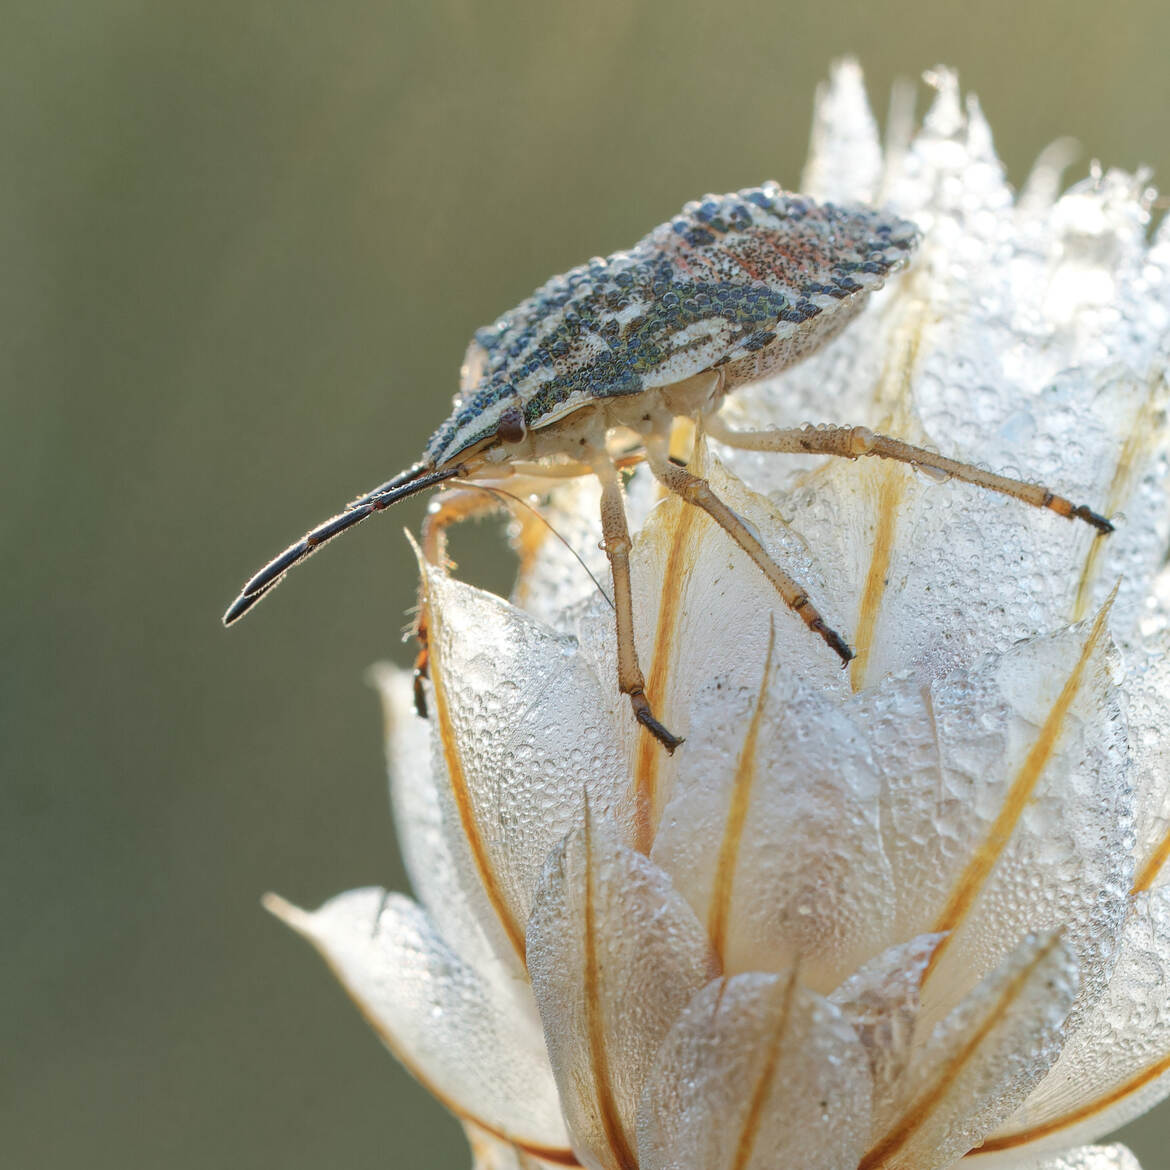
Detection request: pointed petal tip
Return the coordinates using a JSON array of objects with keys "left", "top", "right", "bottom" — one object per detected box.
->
[
  {"left": 262, "top": 890, "right": 311, "bottom": 931},
  {"left": 826, "top": 56, "right": 865, "bottom": 90},
  {"left": 365, "top": 659, "right": 416, "bottom": 705},
  {"left": 364, "top": 659, "right": 396, "bottom": 692},
  {"left": 922, "top": 65, "right": 964, "bottom": 136},
  {"left": 804, "top": 58, "right": 880, "bottom": 202}
]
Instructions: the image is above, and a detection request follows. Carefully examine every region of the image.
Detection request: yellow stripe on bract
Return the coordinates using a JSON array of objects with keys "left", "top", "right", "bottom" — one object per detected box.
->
[
  {"left": 581, "top": 809, "right": 638, "bottom": 1170},
  {"left": 973, "top": 1050, "right": 1170, "bottom": 1156},
  {"left": 859, "top": 935, "right": 1063, "bottom": 1170},
  {"left": 867, "top": 299, "right": 925, "bottom": 434},
  {"left": 707, "top": 621, "right": 775, "bottom": 965},
  {"left": 1073, "top": 371, "right": 1164, "bottom": 623},
  {"left": 467, "top": 1127, "right": 584, "bottom": 1169},
  {"left": 633, "top": 495, "right": 703, "bottom": 854},
  {"left": 729, "top": 969, "right": 798, "bottom": 1170},
  {"left": 417, "top": 548, "right": 528, "bottom": 964},
  {"left": 1133, "top": 832, "right": 1170, "bottom": 895},
  {"left": 851, "top": 307, "right": 923, "bottom": 693},
  {"left": 922, "top": 592, "right": 1114, "bottom": 984},
  {"left": 850, "top": 463, "right": 905, "bottom": 693}
]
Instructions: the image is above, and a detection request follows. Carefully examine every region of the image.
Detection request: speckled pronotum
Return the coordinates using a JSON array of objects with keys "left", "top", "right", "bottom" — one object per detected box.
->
[{"left": 224, "top": 183, "right": 1112, "bottom": 750}]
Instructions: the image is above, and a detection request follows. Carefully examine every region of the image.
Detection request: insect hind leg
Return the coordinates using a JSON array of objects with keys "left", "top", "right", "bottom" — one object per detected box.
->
[
  {"left": 644, "top": 436, "right": 854, "bottom": 666},
  {"left": 705, "top": 416, "right": 1113, "bottom": 533}
]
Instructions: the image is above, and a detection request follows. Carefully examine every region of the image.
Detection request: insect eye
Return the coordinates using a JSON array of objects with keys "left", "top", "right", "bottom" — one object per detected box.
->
[{"left": 496, "top": 407, "right": 527, "bottom": 444}]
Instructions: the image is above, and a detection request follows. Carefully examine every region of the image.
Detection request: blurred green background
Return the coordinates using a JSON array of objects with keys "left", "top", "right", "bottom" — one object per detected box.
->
[{"left": 5, "top": 1, "right": 1170, "bottom": 1166}]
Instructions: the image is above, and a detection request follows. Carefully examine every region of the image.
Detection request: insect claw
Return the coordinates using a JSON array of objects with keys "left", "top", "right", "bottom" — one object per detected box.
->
[
  {"left": 413, "top": 671, "right": 429, "bottom": 719},
  {"left": 1071, "top": 504, "right": 1115, "bottom": 534},
  {"left": 630, "top": 692, "right": 684, "bottom": 753},
  {"left": 810, "top": 617, "right": 854, "bottom": 666},
  {"left": 412, "top": 642, "right": 430, "bottom": 718}
]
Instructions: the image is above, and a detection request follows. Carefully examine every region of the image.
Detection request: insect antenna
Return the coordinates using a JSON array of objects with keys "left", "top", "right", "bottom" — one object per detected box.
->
[
  {"left": 458, "top": 482, "right": 615, "bottom": 610},
  {"left": 223, "top": 464, "right": 463, "bottom": 626},
  {"left": 347, "top": 463, "right": 434, "bottom": 509}
]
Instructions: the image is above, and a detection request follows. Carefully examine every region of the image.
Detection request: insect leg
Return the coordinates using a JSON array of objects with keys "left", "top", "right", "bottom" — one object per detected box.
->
[
  {"left": 412, "top": 487, "right": 512, "bottom": 716},
  {"left": 705, "top": 415, "right": 1113, "bottom": 533},
  {"left": 595, "top": 456, "right": 684, "bottom": 753},
  {"left": 644, "top": 436, "right": 853, "bottom": 665},
  {"left": 413, "top": 472, "right": 614, "bottom": 717},
  {"left": 502, "top": 459, "right": 597, "bottom": 479}
]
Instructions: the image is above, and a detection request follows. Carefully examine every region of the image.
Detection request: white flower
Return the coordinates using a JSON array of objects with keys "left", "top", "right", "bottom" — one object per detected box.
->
[{"left": 264, "top": 63, "right": 1170, "bottom": 1170}]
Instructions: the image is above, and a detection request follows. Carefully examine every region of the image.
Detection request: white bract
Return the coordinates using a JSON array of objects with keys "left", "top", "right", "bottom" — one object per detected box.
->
[{"left": 265, "top": 64, "right": 1170, "bottom": 1170}]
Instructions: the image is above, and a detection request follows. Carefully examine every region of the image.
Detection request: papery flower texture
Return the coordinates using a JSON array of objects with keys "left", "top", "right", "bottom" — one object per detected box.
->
[{"left": 265, "top": 64, "right": 1170, "bottom": 1170}]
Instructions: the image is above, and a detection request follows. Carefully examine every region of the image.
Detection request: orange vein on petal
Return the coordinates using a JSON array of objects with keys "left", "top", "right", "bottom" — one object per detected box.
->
[
  {"left": 467, "top": 1128, "right": 583, "bottom": 1170},
  {"left": 424, "top": 577, "right": 528, "bottom": 964},
  {"left": 708, "top": 622, "right": 775, "bottom": 964},
  {"left": 870, "top": 300, "right": 925, "bottom": 421},
  {"left": 921, "top": 595, "right": 1113, "bottom": 985},
  {"left": 851, "top": 464, "right": 905, "bottom": 693},
  {"left": 860, "top": 935, "right": 1062, "bottom": 1170},
  {"left": 581, "top": 810, "right": 638, "bottom": 1170},
  {"left": 730, "top": 969, "right": 797, "bottom": 1170},
  {"left": 851, "top": 307, "right": 922, "bottom": 696},
  {"left": 1133, "top": 829, "right": 1170, "bottom": 894},
  {"left": 1125, "top": 403, "right": 1170, "bottom": 889},
  {"left": 633, "top": 497, "right": 700, "bottom": 854},
  {"left": 972, "top": 1049, "right": 1170, "bottom": 1156},
  {"left": 262, "top": 895, "right": 579, "bottom": 1166},
  {"left": 1073, "top": 373, "right": 1161, "bottom": 623}
]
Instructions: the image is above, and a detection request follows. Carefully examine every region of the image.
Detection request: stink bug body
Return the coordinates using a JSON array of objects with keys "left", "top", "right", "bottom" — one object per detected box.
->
[{"left": 225, "top": 183, "right": 1112, "bottom": 751}]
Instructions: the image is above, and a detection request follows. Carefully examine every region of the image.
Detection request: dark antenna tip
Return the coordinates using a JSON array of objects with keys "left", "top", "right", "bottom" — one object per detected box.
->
[
  {"left": 222, "top": 593, "right": 257, "bottom": 626},
  {"left": 222, "top": 463, "right": 460, "bottom": 627}
]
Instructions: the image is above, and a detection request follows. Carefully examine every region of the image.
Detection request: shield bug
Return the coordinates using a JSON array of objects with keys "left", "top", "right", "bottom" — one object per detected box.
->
[{"left": 224, "top": 183, "right": 1112, "bottom": 751}]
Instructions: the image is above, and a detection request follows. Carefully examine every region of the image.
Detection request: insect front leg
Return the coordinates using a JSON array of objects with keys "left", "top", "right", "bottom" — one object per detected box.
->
[
  {"left": 644, "top": 435, "right": 854, "bottom": 665},
  {"left": 705, "top": 415, "right": 1113, "bottom": 533},
  {"left": 413, "top": 487, "right": 513, "bottom": 717},
  {"left": 594, "top": 456, "right": 684, "bottom": 753}
]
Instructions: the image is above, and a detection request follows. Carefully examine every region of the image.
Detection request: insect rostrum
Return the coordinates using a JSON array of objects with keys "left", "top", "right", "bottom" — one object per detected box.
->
[{"left": 224, "top": 183, "right": 1112, "bottom": 751}]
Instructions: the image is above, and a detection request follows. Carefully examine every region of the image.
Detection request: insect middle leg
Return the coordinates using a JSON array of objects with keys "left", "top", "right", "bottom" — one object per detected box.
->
[
  {"left": 643, "top": 435, "right": 854, "bottom": 664},
  {"left": 704, "top": 415, "right": 1113, "bottom": 533},
  {"left": 594, "top": 456, "right": 684, "bottom": 753}
]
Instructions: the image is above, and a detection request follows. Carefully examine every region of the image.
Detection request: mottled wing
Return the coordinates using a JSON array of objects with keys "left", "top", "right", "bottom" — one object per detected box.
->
[{"left": 425, "top": 184, "right": 916, "bottom": 465}]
